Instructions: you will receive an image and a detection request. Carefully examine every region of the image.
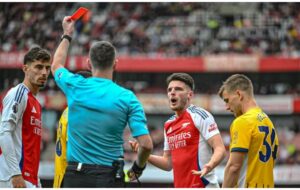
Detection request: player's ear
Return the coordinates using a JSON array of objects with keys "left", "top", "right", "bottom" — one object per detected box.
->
[
  {"left": 188, "top": 90, "right": 194, "bottom": 99},
  {"left": 236, "top": 90, "right": 243, "bottom": 101},
  {"left": 23, "top": 64, "right": 28, "bottom": 73},
  {"left": 87, "top": 58, "right": 92, "bottom": 71},
  {"left": 113, "top": 58, "right": 118, "bottom": 70}
]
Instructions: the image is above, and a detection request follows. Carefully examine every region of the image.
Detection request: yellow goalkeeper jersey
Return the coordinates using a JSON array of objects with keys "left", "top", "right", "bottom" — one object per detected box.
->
[
  {"left": 53, "top": 108, "right": 68, "bottom": 188},
  {"left": 230, "top": 107, "right": 279, "bottom": 188}
]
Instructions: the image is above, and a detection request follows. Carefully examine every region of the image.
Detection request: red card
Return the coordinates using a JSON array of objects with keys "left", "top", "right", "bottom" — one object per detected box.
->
[{"left": 71, "top": 7, "right": 88, "bottom": 21}]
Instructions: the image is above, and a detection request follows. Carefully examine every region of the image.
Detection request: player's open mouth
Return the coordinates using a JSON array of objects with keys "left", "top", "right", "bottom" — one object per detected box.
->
[{"left": 171, "top": 98, "right": 177, "bottom": 104}]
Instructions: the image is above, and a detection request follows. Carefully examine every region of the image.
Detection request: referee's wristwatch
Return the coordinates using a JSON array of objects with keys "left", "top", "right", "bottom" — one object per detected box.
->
[{"left": 61, "top": 34, "right": 72, "bottom": 43}]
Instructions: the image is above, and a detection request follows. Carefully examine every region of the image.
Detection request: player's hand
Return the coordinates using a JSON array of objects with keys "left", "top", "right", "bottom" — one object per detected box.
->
[
  {"left": 62, "top": 16, "right": 75, "bottom": 36},
  {"left": 191, "top": 163, "right": 213, "bottom": 177},
  {"left": 11, "top": 175, "right": 26, "bottom": 188},
  {"left": 129, "top": 140, "right": 139, "bottom": 152}
]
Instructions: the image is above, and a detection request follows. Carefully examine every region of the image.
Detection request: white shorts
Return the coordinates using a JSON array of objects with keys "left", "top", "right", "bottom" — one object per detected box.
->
[
  {"left": 206, "top": 182, "right": 220, "bottom": 188},
  {"left": 0, "top": 179, "right": 38, "bottom": 188}
]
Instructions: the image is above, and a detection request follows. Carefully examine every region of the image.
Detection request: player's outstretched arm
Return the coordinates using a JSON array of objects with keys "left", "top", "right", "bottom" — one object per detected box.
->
[
  {"left": 148, "top": 151, "right": 172, "bottom": 171},
  {"left": 129, "top": 141, "right": 172, "bottom": 171},
  {"left": 192, "top": 134, "right": 226, "bottom": 177},
  {"left": 51, "top": 16, "right": 75, "bottom": 75}
]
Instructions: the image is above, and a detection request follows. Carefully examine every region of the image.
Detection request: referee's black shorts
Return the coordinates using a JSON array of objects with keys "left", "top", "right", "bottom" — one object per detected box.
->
[{"left": 62, "top": 162, "right": 125, "bottom": 187}]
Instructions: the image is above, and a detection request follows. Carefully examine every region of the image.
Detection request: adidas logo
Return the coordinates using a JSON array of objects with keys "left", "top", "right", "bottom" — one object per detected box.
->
[
  {"left": 166, "top": 127, "right": 172, "bottom": 134},
  {"left": 31, "top": 106, "right": 37, "bottom": 113}
]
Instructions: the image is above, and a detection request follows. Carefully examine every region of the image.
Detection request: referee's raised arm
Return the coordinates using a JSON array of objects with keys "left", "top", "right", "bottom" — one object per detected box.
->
[{"left": 51, "top": 16, "right": 74, "bottom": 75}]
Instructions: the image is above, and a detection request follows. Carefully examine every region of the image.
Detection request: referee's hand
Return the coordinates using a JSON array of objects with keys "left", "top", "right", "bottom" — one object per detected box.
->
[{"left": 62, "top": 16, "right": 75, "bottom": 36}]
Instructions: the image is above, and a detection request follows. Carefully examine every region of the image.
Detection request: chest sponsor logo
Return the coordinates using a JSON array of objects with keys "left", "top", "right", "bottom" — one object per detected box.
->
[
  {"left": 167, "top": 131, "right": 191, "bottom": 150},
  {"left": 30, "top": 116, "right": 42, "bottom": 136},
  {"left": 30, "top": 116, "right": 41, "bottom": 127}
]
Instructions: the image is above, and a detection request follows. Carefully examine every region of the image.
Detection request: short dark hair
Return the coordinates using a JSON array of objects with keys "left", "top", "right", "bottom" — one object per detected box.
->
[
  {"left": 166, "top": 73, "right": 195, "bottom": 90},
  {"left": 218, "top": 74, "right": 254, "bottom": 98},
  {"left": 89, "top": 41, "right": 116, "bottom": 70},
  {"left": 76, "top": 70, "right": 92, "bottom": 78},
  {"left": 23, "top": 46, "right": 51, "bottom": 65}
]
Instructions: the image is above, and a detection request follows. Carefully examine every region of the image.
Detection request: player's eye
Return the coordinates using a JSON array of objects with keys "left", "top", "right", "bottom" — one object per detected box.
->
[{"left": 35, "top": 65, "right": 43, "bottom": 70}]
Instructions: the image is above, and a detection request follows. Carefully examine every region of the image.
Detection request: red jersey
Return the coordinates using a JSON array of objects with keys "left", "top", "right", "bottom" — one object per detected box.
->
[
  {"left": 0, "top": 83, "right": 42, "bottom": 186},
  {"left": 164, "top": 105, "right": 220, "bottom": 188}
]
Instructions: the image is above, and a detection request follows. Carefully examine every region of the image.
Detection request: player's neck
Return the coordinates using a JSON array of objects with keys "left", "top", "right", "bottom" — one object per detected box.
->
[
  {"left": 92, "top": 69, "right": 113, "bottom": 80},
  {"left": 242, "top": 98, "right": 258, "bottom": 114},
  {"left": 22, "top": 79, "right": 39, "bottom": 95},
  {"left": 175, "top": 104, "right": 190, "bottom": 117}
]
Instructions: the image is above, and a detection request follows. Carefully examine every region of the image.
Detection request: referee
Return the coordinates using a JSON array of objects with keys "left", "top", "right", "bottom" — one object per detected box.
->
[{"left": 51, "top": 16, "right": 153, "bottom": 187}]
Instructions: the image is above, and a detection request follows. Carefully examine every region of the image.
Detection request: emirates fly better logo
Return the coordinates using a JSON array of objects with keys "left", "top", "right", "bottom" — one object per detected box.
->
[{"left": 167, "top": 131, "right": 191, "bottom": 150}]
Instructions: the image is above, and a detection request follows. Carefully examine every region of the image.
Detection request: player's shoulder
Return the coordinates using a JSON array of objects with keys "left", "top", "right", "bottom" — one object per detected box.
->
[
  {"left": 4, "top": 83, "right": 29, "bottom": 103},
  {"left": 234, "top": 108, "right": 262, "bottom": 126},
  {"left": 54, "top": 67, "right": 69, "bottom": 78},
  {"left": 165, "top": 114, "right": 176, "bottom": 123},
  {"left": 116, "top": 84, "right": 137, "bottom": 98},
  {"left": 186, "top": 104, "right": 213, "bottom": 120},
  {"left": 232, "top": 115, "right": 254, "bottom": 131}
]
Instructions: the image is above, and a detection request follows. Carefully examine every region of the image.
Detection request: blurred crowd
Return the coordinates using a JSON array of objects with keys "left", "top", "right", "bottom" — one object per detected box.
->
[{"left": 1, "top": 3, "right": 300, "bottom": 57}]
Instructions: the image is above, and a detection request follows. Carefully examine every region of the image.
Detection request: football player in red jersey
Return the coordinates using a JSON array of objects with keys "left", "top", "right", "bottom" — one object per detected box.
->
[
  {"left": 131, "top": 73, "right": 226, "bottom": 188},
  {"left": 0, "top": 46, "right": 51, "bottom": 188}
]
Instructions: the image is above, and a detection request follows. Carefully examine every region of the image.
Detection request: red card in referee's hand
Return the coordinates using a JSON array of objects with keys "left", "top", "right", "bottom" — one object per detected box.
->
[{"left": 71, "top": 7, "right": 88, "bottom": 21}]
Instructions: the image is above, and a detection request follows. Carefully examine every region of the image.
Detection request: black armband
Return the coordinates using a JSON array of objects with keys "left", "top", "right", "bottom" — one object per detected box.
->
[
  {"left": 61, "top": 34, "right": 72, "bottom": 43},
  {"left": 131, "top": 161, "right": 146, "bottom": 175}
]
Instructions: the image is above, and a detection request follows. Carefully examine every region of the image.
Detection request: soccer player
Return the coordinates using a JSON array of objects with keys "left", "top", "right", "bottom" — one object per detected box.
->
[
  {"left": 218, "top": 74, "right": 279, "bottom": 188},
  {"left": 131, "top": 73, "right": 226, "bottom": 188},
  {"left": 0, "top": 46, "right": 51, "bottom": 188},
  {"left": 53, "top": 71, "right": 92, "bottom": 188},
  {"left": 51, "top": 16, "right": 153, "bottom": 187}
]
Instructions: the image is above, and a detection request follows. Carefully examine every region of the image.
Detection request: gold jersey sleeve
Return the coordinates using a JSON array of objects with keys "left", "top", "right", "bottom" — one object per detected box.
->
[
  {"left": 229, "top": 107, "right": 279, "bottom": 188},
  {"left": 53, "top": 108, "right": 68, "bottom": 188}
]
